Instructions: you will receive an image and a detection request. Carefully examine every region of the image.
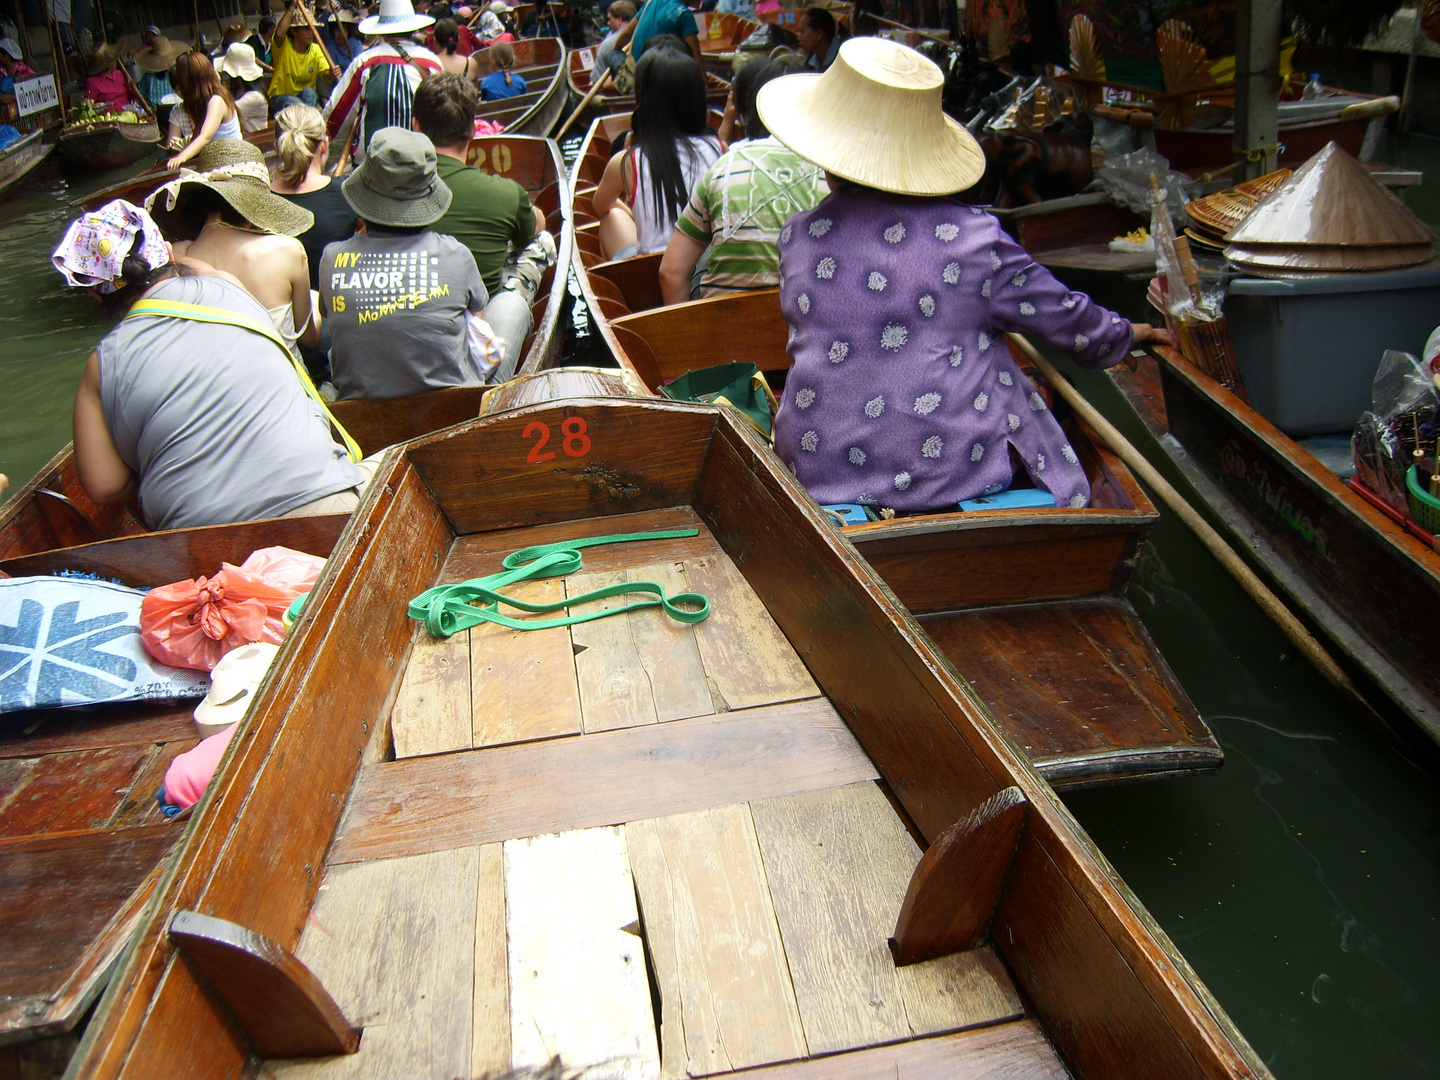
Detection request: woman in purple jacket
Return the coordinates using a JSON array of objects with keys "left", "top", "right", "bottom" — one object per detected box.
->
[{"left": 757, "top": 38, "right": 1168, "bottom": 512}]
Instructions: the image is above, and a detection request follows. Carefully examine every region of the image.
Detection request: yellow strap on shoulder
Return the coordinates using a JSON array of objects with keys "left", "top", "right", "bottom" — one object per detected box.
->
[{"left": 126, "top": 298, "right": 363, "bottom": 463}]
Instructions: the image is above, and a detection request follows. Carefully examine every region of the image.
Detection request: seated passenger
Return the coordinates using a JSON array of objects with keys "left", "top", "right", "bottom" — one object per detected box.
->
[
  {"left": 759, "top": 40, "right": 1168, "bottom": 512},
  {"left": 85, "top": 44, "right": 130, "bottom": 110},
  {"left": 593, "top": 48, "right": 722, "bottom": 259},
  {"left": 594, "top": 1, "right": 634, "bottom": 75},
  {"left": 319, "top": 127, "right": 492, "bottom": 399},
  {"left": 659, "top": 59, "right": 825, "bottom": 304},
  {"left": 796, "top": 7, "right": 839, "bottom": 72},
  {"left": 271, "top": 104, "right": 359, "bottom": 292},
  {"left": 415, "top": 73, "right": 555, "bottom": 380},
  {"left": 146, "top": 139, "right": 319, "bottom": 357},
  {"left": 217, "top": 43, "right": 270, "bottom": 132},
  {"left": 479, "top": 40, "right": 527, "bottom": 100},
  {"left": 53, "top": 200, "right": 366, "bottom": 530},
  {"left": 166, "top": 50, "right": 242, "bottom": 167}
]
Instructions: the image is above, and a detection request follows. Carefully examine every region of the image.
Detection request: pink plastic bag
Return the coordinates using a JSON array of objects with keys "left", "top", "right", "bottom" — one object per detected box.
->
[
  {"left": 473, "top": 117, "right": 506, "bottom": 137},
  {"left": 140, "top": 546, "right": 326, "bottom": 671},
  {"left": 163, "top": 722, "right": 238, "bottom": 810}
]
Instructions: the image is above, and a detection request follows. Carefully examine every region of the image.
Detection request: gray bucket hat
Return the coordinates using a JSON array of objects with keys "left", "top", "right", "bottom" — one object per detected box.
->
[{"left": 342, "top": 128, "right": 453, "bottom": 228}]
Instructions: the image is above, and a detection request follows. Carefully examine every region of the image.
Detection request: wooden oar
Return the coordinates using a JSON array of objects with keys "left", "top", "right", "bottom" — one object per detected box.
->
[
  {"left": 555, "top": 33, "right": 634, "bottom": 140},
  {"left": 1009, "top": 332, "right": 1387, "bottom": 723},
  {"left": 295, "top": 0, "right": 337, "bottom": 72}
]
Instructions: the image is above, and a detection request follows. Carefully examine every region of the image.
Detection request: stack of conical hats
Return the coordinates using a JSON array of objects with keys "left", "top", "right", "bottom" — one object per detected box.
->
[
  {"left": 1184, "top": 169, "right": 1290, "bottom": 250},
  {"left": 1223, "top": 142, "right": 1437, "bottom": 278}
]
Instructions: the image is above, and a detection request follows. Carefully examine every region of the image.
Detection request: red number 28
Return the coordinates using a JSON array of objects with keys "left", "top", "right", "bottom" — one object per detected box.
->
[{"left": 523, "top": 417, "right": 591, "bottom": 463}]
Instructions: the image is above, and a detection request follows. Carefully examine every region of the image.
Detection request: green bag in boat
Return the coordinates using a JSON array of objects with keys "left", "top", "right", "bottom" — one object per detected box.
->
[{"left": 659, "top": 362, "right": 778, "bottom": 438}]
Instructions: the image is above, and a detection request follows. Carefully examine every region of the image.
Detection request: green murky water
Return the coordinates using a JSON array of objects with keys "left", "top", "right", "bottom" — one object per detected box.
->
[{"left": 2, "top": 136, "right": 1439, "bottom": 1078}]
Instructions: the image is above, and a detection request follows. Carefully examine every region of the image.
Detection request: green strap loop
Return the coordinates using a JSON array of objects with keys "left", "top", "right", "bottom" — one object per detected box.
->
[{"left": 408, "top": 529, "right": 710, "bottom": 639}]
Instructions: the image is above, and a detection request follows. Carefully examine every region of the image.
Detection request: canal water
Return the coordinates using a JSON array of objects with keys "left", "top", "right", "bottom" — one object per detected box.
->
[{"left": 2, "top": 140, "right": 1439, "bottom": 1078}]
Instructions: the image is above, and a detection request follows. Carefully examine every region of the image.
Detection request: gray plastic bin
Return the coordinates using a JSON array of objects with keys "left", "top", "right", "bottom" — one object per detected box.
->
[{"left": 1225, "top": 267, "right": 1440, "bottom": 436}]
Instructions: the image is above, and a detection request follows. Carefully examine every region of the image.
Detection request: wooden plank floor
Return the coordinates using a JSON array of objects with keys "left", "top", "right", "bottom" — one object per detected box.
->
[{"left": 273, "top": 509, "right": 1069, "bottom": 1080}]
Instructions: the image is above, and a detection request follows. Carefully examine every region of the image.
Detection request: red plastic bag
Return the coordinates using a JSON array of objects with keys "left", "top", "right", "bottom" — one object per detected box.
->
[{"left": 140, "top": 546, "right": 326, "bottom": 671}]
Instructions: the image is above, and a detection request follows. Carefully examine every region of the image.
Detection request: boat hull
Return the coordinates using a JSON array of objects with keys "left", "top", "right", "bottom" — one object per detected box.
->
[
  {"left": 0, "top": 130, "right": 55, "bottom": 201},
  {"left": 472, "top": 37, "right": 568, "bottom": 136},
  {"left": 56, "top": 121, "right": 160, "bottom": 173}
]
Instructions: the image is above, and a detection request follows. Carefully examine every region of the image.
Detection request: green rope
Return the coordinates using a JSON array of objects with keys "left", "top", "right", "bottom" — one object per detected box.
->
[{"left": 408, "top": 529, "right": 710, "bottom": 639}]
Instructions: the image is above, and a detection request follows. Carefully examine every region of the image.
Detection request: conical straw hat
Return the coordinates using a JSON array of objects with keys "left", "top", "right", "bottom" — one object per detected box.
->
[
  {"left": 756, "top": 37, "right": 986, "bottom": 196},
  {"left": 1225, "top": 141, "right": 1435, "bottom": 247},
  {"left": 1225, "top": 241, "right": 1436, "bottom": 272}
]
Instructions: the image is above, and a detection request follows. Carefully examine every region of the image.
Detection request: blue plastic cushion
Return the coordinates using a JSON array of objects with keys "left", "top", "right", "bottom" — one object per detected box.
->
[
  {"left": 821, "top": 503, "right": 869, "bottom": 525},
  {"left": 0, "top": 577, "right": 209, "bottom": 714},
  {"left": 958, "top": 489, "right": 1059, "bottom": 512}
]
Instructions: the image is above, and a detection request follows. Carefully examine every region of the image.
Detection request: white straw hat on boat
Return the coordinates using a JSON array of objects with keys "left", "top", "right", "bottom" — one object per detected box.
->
[
  {"left": 756, "top": 36, "right": 985, "bottom": 196},
  {"left": 359, "top": 0, "right": 435, "bottom": 36}
]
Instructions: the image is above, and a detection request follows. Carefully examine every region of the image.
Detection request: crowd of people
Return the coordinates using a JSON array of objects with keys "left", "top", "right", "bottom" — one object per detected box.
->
[{"left": 45, "top": 0, "right": 1167, "bottom": 536}]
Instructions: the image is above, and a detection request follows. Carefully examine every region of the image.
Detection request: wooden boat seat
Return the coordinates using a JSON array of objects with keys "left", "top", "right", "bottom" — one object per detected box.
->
[
  {"left": 585, "top": 272, "right": 626, "bottom": 307},
  {"left": 590, "top": 251, "right": 665, "bottom": 312},
  {"left": 609, "top": 324, "right": 663, "bottom": 388},
  {"left": 261, "top": 505, "right": 1067, "bottom": 1079},
  {"left": 329, "top": 386, "right": 487, "bottom": 458},
  {"left": 613, "top": 289, "right": 788, "bottom": 383},
  {"left": 574, "top": 229, "right": 604, "bottom": 261},
  {"left": 32, "top": 488, "right": 103, "bottom": 548},
  {"left": 533, "top": 180, "right": 560, "bottom": 219}
]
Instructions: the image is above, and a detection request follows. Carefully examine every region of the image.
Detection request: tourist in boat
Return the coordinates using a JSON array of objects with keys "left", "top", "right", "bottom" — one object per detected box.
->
[
  {"left": 271, "top": 103, "right": 358, "bottom": 291},
  {"left": 132, "top": 31, "right": 183, "bottom": 108},
  {"left": 217, "top": 43, "right": 270, "bottom": 132},
  {"left": 592, "top": 49, "right": 722, "bottom": 260},
  {"left": 796, "top": 7, "right": 840, "bottom": 72},
  {"left": 608, "top": 0, "right": 703, "bottom": 66},
  {"left": 426, "top": 5, "right": 477, "bottom": 56},
  {"left": 318, "top": 128, "right": 493, "bottom": 398},
  {"left": 245, "top": 16, "right": 278, "bottom": 66},
  {"left": 52, "top": 200, "right": 366, "bottom": 529},
  {"left": 323, "top": 8, "right": 365, "bottom": 70},
  {"left": 758, "top": 39, "right": 1169, "bottom": 512},
  {"left": 166, "top": 52, "right": 243, "bottom": 168},
  {"left": 474, "top": 0, "right": 516, "bottom": 42},
  {"left": 268, "top": 0, "right": 342, "bottom": 113},
  {"left": 324, "top": 0, "right": 442, "bottom": 165},
  {"left": 433, "top": 18, "right": 480, "bottom": 79},
  {"left": 479, "top": 40, "right": 526, "bottom": 100},
  {"left": 593, "top": 0, "right": 635, "bottom": 75},
  {"left": 660, "top": 59, "right": 825, "bottom": 304},
  {"left": 415, "top": 73, "right": 555, "bottom": 376},
  {"left": 84, "top": 44, "right": 131, "bottom": 111},
  {"left": 146, "top": 139, "right": 319, "bottom": 357}
]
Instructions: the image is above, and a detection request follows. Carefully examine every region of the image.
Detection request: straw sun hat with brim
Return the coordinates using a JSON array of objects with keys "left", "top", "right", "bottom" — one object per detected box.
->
[
  {"left": 757, "top": 37, "right": 985, "bottom": 197},
  {"left": 145, "top": 139, "right": 315, "bottom": 238},
  {"left": 359, "top": 0, "right": 435, "bottom": 37},
  {"left": 90, "top": 42, "right": 124, "bottom": 71},
  {"left": 342, "top": 128, "right": 452, "bottom": 227},
  {"left": 135, "top": 34, "right": 189, "bottom": 72},
  {"left": 219, "top": 42, "right": 264, "bottom": 81}
]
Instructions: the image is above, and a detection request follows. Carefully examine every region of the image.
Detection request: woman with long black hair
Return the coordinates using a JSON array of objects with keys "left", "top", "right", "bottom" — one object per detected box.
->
[{"left": 591, "top": 47, "right": 721, "bottom": 259}]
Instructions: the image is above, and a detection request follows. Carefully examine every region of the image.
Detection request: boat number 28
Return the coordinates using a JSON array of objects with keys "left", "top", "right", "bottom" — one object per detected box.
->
[{"left": 523, "top": 418, "right": 591, "bottom": 463}]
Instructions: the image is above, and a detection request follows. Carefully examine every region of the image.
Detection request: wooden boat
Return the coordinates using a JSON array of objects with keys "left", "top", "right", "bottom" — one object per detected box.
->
[
  {"left": 0, "top": 511, "right": 353, "bottom": 1071},
  {"left": 987, "top": 191, "right": 1152, "bottom": 278},
  {"left": 56, "top": 116, "right": 160, "bottom": 173},
  {"left": 567, "top": 46, "right": 732, "bottom": 116},
  {"left": 0, "top": 129, "right": 55, "bottom": 201},
  {"left": 74, "top": 126, "right": 280, "bottom": 213},
  {"left": 1111, "top": 346, "right": 1440, "bottom": 756},
  {"left": 566, "top": 117, "right": 1220, "bottom": 789},
  {"left": 472, "top": 37, "right": 569, "bottom": 137},
  {"left": 694, "top": 11, "right": 761, "bottom": 77},
  {"left": 4, "top": 135, "right": 571, "bottom": 567},
  {"left": 59, "top": 396, "right": 1267, "bottom": 1080}
]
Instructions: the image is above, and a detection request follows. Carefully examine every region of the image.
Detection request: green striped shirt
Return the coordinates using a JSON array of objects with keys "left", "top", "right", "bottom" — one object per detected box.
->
[{"left": 676, "top": 137, "right": 828, "bottom": 296}]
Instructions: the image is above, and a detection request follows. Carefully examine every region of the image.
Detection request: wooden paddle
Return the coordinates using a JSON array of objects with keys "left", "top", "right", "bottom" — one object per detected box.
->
[
  {"left": 294, "top": 0, "right": 338, "bottom": 74},
  {"left": 555, "top": 38, "right": 631, "bottom": 140},
  {"left": 1009, "top": 332, "right": 1388, "bottom": 724}
]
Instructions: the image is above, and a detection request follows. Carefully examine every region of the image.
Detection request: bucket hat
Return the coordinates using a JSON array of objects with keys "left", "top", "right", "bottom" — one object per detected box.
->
[
  {"left": 218, "top": 41, "right": 264, "bottom": 81},
  {"left": 146, "top": 139, "right": 315, "bottom": 238},
  {"left": 135, "top": 34, "right": 188, "bottom": 72},
  {"left": 341, "top": 128, "right": 452, "bottom": 227},
  {"left": 358, "top": 0, "right": 435, "bottom": 37},
  {"left": 192, "top": 641, "right": 280, "bottom": 736},
  {"left": 757, "top": 37, "right": 986, "bottom": 196},
  {"left": 0, "top": 37, "right": 23, "bottom": 60},
  {"left": 52, "top": 199, "right": 170, "bottom": 293}
]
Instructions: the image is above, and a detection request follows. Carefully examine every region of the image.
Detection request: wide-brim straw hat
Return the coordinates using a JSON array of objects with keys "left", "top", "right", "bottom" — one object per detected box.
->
[
  {"left": 135, "top": 35, "right": 188, "bottom": 72},
  {"left": 756, "top": 37, "right": 985, "bottom": 196},
  {"left": 218, "top": 42, "right": 264, "bottom": 81},
  {"left": 341, "top": 127, "right": 452, "bottom": 227},
  {"left": 359, "top": 0, "right": 435, "bottom": 36},
  {"left": 145, "top": 139, "right": 315, "bottom": 239},
  {"left": 332, "top": 8, "right": 359, "bottom": 23},
  {"left": 90, "top": 41, "right": 124, "bottom": 71}
]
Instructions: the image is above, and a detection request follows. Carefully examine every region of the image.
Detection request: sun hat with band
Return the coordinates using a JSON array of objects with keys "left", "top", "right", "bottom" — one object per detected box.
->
[
  {"left": 145, "top": 138, "right": 315, "bottom": 239},
  {"left": 341, "top": 127, "right": 452, "bottom": 227},
  {"left": 757, "top": 37, "right": 985, "bottom": 197},
  {"left": 218, "top": 41, "right": 264, "bottom": 82},
  {"left": 135, "top": 33, "right": 188, "bottom": 73},
  {"left": 359, "top": 0, "right": 435, "bottom": 37},
  {"left": 52, "top": 199, "right": 170, "bottom": 293}
]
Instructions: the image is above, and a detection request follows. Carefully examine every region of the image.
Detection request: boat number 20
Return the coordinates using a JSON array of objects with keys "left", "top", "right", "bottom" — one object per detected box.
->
[{"left": 523, "top": 418, "right": 591, "bottom": 463}]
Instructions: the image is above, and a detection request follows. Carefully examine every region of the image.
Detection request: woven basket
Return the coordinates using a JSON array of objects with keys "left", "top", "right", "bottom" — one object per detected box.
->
[{"left": 1406, "top": 464, "right": 1440, "bottom": 532}]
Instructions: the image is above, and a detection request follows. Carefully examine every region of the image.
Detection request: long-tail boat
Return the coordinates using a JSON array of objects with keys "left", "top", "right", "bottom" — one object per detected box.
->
[
  {"left": 0, "top": 511, "right": 354, "bottom": 1074},
  {"left": 567, "top": 46, "right": 732, "bottom": 115},
  {"left": 0, "top": 129, "right": 56, "bottom": 201},
  {"left": 1111, "top": 346, "right": 1440, "bottom": 757},
  {"left": 74, "top": 125, "right": 282, "bottom": 213},
  {"left": 60, "top": 396, "right": 1268, "bottom": 1080},
  {"left": 565, "top": 114, "right": 1220, "bottom": 789},
  {"left": 472, "top": 37, "right": 569, "bottom": 136},
  {"left": 694, "top": 10, "right": 762, "bottom": 77},
  {"left": 55, "top": 112, "right": 161, "bottom": 173}
]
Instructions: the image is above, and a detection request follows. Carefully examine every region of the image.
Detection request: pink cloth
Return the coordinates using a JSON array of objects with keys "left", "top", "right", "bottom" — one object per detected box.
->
[
  {"left": 162, "top": 723, "right": 238, "bottom": 809},
  {"left": 85, "top": 68, "right": 130, "bottom": 110}
]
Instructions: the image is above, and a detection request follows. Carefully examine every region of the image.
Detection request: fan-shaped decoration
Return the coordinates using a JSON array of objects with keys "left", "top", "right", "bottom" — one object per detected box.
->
[
  {"left": 1155, "top": 19, "right": 1210, "bottom": 132},
  {"left": 1068, "top": 15, "right": 1105, "bottom": 112}
]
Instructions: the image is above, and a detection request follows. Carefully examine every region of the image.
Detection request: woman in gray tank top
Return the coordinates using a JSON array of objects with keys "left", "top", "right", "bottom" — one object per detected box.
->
[{"left": 53, "top": 200, "right": 366, "bottom": 531}]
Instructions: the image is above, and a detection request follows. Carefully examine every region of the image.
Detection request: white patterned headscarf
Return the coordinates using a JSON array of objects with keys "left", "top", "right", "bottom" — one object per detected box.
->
[{"left": 52, "top": 200, "right": 170, "bottom": 294}]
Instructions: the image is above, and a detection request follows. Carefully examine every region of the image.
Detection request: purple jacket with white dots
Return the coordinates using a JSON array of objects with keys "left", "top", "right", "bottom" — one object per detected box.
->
[{"left": 773, "top": 188, "right": 1134, "bottom": 511}]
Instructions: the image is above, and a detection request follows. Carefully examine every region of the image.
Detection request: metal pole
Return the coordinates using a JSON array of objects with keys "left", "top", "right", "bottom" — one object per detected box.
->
[{"left": 1233, "top": 0, "right": 1282, "bottom": 180}]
